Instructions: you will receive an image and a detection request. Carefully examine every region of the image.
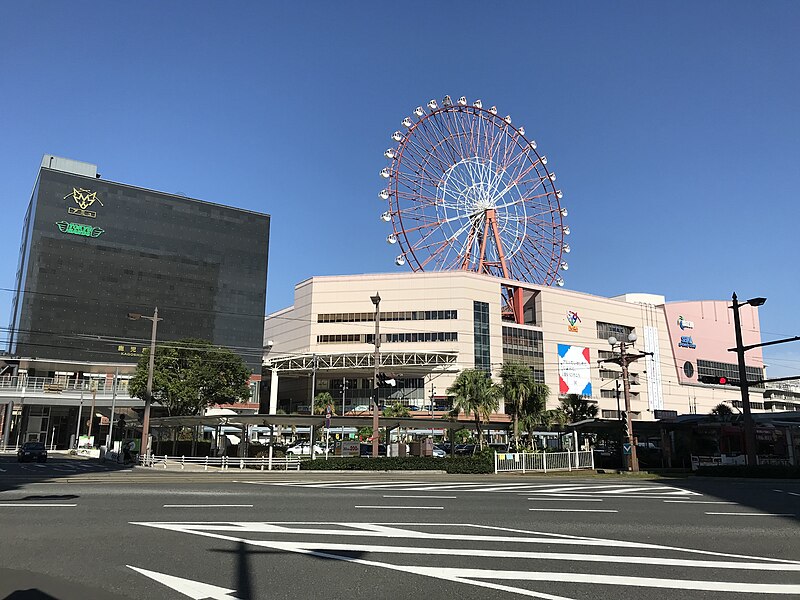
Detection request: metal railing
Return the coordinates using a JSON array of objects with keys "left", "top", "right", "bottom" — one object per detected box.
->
[
  {"left": 138, "top": 454, "right": 301, "bottom": 471},
  {"left": 0, "top": 376, "right": 128, "bottom": 397},
  {"left": 494, "top": 450, "right": 594, "bottom": 474}
]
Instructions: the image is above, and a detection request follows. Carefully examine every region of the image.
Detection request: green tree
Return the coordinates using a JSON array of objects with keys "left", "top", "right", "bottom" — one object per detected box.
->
[
  {"left": 383, "top": 402, "right": 411, "bottom": 418},
  {"left": 500, "top": 361, "right": 534, "bottom": 449},
  {"left": 314, "top": 392, "right": 335, "bottom": 415},
  {"left": 518, "top": 384, "right": 554, "bottom": 448},
  {"left": 128, "top": 338, "right": 251, "bottom": 416},
  {"left": 447, "top": 369, "right": 500, "bottom": 450},
  {"left": 559, "top": 394, "right": 599, "bottom": 423}
]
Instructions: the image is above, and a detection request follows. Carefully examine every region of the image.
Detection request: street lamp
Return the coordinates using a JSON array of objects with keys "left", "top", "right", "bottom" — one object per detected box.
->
[
  {"left": 371, "top": 292, "right": 381, "bottom": 458},
  {"left": 607, "top": 332, "right": 640, "bottom": 472},
  {"left": 128, "top": 308, "right": 163, "bottom": 458},
  {"left": 730, "top": 293, "right": 765, "bottom": 467}
]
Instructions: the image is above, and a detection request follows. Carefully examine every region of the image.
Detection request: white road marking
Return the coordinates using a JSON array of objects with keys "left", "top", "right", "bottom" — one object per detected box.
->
[
  {"left": 789, "top": 492, "right": 800, "bottom": 497},
  {"left": 706, "top": 512, "right": 796, "bottom": 517},
  {"left": 128, "top": 565, "right": 239, "bottom": 599},
  {"left": 163, "top": 504, "right": 253, "bottom": 508},
  {"left": 0, "top": 503, "right": 76, "bottom": 507},
  {"left": 663, "top": 500, "right": 736, "bottom": 504},
  {"left": 131, "top": 521, "right": 800, "bottom": 598},
  {"left": 528, "top": 498, "right": 603, "bottom": 502},
  {"left": 355, "top": 505, "right": 443, "bottom": 510},
  {"left": 529, "top": 508, "right": 617, "bottom": 513},
  {"left": 383, "top": 495, "right": 457, "bottom": 499}
]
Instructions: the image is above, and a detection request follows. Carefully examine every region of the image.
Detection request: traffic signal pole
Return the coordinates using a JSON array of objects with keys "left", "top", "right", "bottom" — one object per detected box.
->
[
  {"left": 371, "top": 293, "right": 381, "bottom": 459},
  {"left": 619, "top": 342, "right": 639, "bottom": 472},
  {"left": 731, "top": 293, "right": 757, "bottom": 467}
]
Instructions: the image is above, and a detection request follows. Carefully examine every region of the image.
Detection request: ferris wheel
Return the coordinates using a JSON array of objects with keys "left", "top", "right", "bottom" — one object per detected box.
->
[{"left": 379, "top": 95, "right": 570, "bottom": 287}]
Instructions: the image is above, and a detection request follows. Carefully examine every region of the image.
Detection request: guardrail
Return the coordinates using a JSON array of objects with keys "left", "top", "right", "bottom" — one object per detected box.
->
[
  {"left": 0, "top": 376, "right": 127, "bottom": 397},
  {"left": 494, "top": 450, "right": 594, "bottom": 474},
  {"left": 138, "top": 454, "right": 301, "bottom": 471}
]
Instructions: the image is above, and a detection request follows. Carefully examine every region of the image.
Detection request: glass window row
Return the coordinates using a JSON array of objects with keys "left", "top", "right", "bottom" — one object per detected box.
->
[{"left": 318, "top": 310, "right": 457, "bottom": 323}]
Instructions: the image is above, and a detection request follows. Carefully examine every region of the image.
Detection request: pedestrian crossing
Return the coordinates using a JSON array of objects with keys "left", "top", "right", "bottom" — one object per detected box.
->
[
  {"left": 240, "top": 480, "right": 701, "bottom": 498},
  {"left": 131, "top": 520, "right": 800, "bottom": 598}
]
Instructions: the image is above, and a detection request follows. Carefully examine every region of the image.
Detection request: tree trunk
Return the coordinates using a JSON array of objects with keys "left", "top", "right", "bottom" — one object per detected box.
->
[
  {"left": 475, "top": 412, "right": 483, "bottom": 450},
  {"left": 513, "top": 401, "right": 520, "bottom": 450}
]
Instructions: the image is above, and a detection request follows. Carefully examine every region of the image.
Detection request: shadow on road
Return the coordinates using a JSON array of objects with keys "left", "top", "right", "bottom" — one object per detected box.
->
[
  {"left": 653, "top": 474, "right": 800, "bottom": 523},
  {"left": 210, "top": 540, "right": 369, "bottom": 600},
  {"left": 0, "top": 455, "right": 134, "bottom": 494}
]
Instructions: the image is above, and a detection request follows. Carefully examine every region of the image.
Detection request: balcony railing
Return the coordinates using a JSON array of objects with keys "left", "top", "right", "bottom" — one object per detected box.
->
[{"left": 0, "top": 376, "right": 129, "bottom": 397}]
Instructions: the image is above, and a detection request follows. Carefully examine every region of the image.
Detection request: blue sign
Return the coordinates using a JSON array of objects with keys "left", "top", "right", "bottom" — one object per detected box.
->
[
  {"left": 678, "top": 336, "right": 696, "bottom": 349},
  {"left": 622, "top": 443, "right": 632, "bottom": 455}
]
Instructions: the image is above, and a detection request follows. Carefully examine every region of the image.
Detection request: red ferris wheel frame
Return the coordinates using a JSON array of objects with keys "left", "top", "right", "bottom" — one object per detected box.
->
[{"left": 380, "top": 98, "right": 569, "bottom": 299}]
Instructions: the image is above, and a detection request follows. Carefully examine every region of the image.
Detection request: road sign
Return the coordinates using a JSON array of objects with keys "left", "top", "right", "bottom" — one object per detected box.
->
[{"left": 622, "top": 442, "right": 632, "bottom": 455}]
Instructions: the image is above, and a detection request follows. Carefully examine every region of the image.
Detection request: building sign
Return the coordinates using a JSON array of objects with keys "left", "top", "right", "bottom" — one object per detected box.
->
[
  {"left": 56, "top": 221, "right": 105, "bottom": 238},
  {"left": 557, "top": 344, "right": 592, "bottom": 396},
  {"left": 678, "top": 315, "right": 694, "bottom": 330},
  {"left": 566, "top": 310, "right": 581, "bottom": 333},
  {"left": 678, "top": 335, "right": 696, "bottom": 349},
  {"left": 65, "top": 187, "right": 103, "bottom": 218},
  {"left": 117, "top": 345, "right": 141, "bottom": 357}
]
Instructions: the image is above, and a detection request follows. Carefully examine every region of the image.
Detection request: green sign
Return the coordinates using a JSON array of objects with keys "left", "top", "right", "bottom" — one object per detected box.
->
[{"left": 56, "top": 221, "right": 104, "bottom": 238}]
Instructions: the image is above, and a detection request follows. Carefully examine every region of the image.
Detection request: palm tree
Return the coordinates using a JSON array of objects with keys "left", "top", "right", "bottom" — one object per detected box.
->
[
  {"left": 710, "top": 403, "right": 734, "bottom": 421},
  {"left": 518, "top": 383, "right": 550, "bottom": 449},
  {"left": 500, "top": 361, "right": 533, "bottom": 449},
  {"left": 447, "top": 369, "right": 500, "bottom": 449},
  {"left": 313, "top": 392, "right": 334, "bottom": 415},
  {"left": 559, "top": 394, "right": 598, "bottom": 423},
  {"left": 383, "top": 402, "right": 411, "bottom": 418}
]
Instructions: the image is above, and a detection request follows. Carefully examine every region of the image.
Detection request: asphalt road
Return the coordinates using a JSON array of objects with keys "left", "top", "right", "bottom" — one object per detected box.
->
[{"left": 0, "top": 455, "right": 798, "bottom": 600}]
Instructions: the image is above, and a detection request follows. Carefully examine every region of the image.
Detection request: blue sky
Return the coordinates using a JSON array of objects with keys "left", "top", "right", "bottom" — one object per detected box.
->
[{"left": 1, "top": 2, "right": 799, "bottom": 376}]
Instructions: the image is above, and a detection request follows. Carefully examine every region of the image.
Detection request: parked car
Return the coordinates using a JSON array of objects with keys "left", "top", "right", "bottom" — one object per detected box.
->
[
  {"left": 286, "top": 442, "right": 326, "bottom": 456},
  {"left": 359, "top": 443, "right": 387, "bottom": 457},
  {"left": 454, "top": 443, "right": 477, "bottom": 456},
  {"left": 18, "top": 441, "right": 47, "bottom": 463},
  {"left": 432, "top": 446, "right": 446, "bottom": 458}
]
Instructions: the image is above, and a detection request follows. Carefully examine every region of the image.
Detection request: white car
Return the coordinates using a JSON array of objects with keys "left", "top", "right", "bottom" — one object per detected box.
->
[
  {"left": 286, "top": 442, "right": 326, "bottom": 456},
  {"left": 432, "top": 447, "right": 446, "bottom": 458}
]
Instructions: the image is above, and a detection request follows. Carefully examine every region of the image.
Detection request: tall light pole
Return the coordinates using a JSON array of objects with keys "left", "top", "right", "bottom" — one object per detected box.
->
[
  {"left": 730, "top": 293, "right": 765, "bottom": 467},
  {"left": 370, "top": 292, "right": 381, "bottom": 458},
  {"left": 605, "top": 332, "right": 649, "bottom": 472},
  {"left": 128, "top": 308, "right": 162, "bottom": 458}
]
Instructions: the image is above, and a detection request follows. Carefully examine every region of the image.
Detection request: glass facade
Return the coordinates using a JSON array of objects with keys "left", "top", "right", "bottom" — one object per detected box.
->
[
  {"left": 596, "top": 321, "right": 635, "bottom": 342},
  {"left": 318, "top": 310, "right": 457, "bottom": 323},
  {"left": 473, "top": 301, "right": 490, "bottom": 371},
  {"left": 8, "top": 167, "right": 270, "bottom": 371},
  {"left": 501, "top": 326, "right": 545, "bottom": 383},
  {"left": 697, "top": 359, "right": 763, "bottom": 389}
]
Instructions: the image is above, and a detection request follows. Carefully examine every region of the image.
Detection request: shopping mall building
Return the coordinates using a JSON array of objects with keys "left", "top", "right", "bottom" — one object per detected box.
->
[
  {"left": 263, "top": 270, "right": 783, "bottom": 420},
  {"left": 0, "top": 155, "right": 270, "bottom": 449}
]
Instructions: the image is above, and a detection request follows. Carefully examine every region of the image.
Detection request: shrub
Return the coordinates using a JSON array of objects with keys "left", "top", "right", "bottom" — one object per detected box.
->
[{"left": 300, "top": 455, "right": 493, "bottom": 474}]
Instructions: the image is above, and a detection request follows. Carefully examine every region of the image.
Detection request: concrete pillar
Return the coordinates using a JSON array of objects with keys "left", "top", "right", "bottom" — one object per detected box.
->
[
  {"left": 269, "top": 368, "right": 279, "bottom": 415},
  {"left": 1, "top": 402, "right": 13, "bottom": 450}
]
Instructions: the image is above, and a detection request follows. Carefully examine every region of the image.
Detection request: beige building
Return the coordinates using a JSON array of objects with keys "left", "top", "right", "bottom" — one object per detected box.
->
[{"left": 263, "top": 271, "right": 766, "bottom": 421}]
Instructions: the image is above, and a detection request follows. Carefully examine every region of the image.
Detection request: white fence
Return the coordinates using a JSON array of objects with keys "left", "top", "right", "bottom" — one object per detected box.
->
[
  {"left": 494, "top": 450, "right": 594, "bottom": 474},
  {"left": 138, "top": 454, "right": 301, "bottom": 471}
]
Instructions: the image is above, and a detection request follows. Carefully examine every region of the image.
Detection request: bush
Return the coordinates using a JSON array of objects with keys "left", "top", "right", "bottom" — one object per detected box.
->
[
  {"left": 696, "top": 465, "right": 800, "bottom": 479},
  {"left": 300, "top": 454, "right": 493, "bottom": 474}
]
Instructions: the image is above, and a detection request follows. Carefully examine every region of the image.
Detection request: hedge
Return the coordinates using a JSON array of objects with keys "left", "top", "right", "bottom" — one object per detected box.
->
[
  {"left": 300, "top": 455, "right": 494, "bottom": 474},
  {"left": 695, "top": 465, "right": 800, "bottom": 479}
]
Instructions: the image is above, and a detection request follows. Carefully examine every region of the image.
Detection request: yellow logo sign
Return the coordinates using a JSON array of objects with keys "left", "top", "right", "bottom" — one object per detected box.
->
[{"left": 65, "top": 187, "right": 104, "bottom": 218}]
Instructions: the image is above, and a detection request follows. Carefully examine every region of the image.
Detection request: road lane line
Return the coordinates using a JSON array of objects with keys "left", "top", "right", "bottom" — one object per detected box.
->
[
  {"left": 383, "top": 495, "right": 457, "bottom": 499},
  {"left": 788, "top": 492, "right": 800, "bottom": 497},
  {"left": 663, "top": 500, "right": 736, "bottom": 504},
  {"left": 355, "top": 505, "right": 443, "bottom": 510},
  {"left": 163, "top": 504, "right": 253, "bottom": 508},
  {"left": 0, "top": 503, "right": 77, "bottom": 507},
  {"left": 529, "top": 508, "right": 617, "bottom": 513},
  {"left": 705, "top": 512, "right": 795, "bottom": 516},
  {"left": 528, "top": 498, "right": 603, "bottom": 502}
]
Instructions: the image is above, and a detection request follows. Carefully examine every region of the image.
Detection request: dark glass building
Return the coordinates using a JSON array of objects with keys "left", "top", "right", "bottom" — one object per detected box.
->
[{"left": 7, "top": 156, "right": 270, "bottom": 371}]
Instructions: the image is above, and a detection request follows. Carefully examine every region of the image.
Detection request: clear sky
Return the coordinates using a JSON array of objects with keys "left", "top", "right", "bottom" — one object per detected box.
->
[{"left": 1, "top": 2, "right": 799, "bottom": 376}]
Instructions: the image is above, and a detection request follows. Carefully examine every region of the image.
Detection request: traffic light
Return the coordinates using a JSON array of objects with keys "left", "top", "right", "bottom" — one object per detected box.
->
[{"left": 699, "top": 375, "right": 735, "bottom": 385}]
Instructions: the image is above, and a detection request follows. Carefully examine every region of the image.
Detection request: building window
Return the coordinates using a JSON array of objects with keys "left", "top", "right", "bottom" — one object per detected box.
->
[
  {"left": 474, "top": 301, "right": 490, "bottom": 372},
  {"left": 596, "top": 321, "right": 635, "bottom": 342},
  {"left": 600, "top": 389, "right": 620, "bottom": 399},
  {"left": 317, "top": 332, "right": 458, "bottom": 344},
  {"left": 317, "top": 310, "right": 457, "bottom": 323},
  {"left": 696, "top": 359, "right": 763, "bottom": 389},
  {"left": 599, "top": 368, "right": 619, "bottom": 380},
  {"left": 683, "top": 361, "right": 695, "bottom": 378},
  {"left": 501, "top": 326, "right": 544, "bottom": 382}
]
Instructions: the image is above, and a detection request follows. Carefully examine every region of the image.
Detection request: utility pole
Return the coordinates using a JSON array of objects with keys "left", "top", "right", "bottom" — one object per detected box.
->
[
  {"left": 106, "top": 368, "right": 119, "bottom": 448},
  {"left": 601, "top": 333, "right": 651, "bottom": 472},
  {"left": 615, "top": 378, "right": 623, "bottom": 466},
  {"left": 370, "top": 293, "right": 381, "bottom": 458},
  {"left": 731, "top": 292, "right": 758, "bottom": 467},
  {"left": 429, "top": 382, "right": 436, "bottom": 418},
  {"left": 128, "top": 308, "right": 163, "bottom": 458}
]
